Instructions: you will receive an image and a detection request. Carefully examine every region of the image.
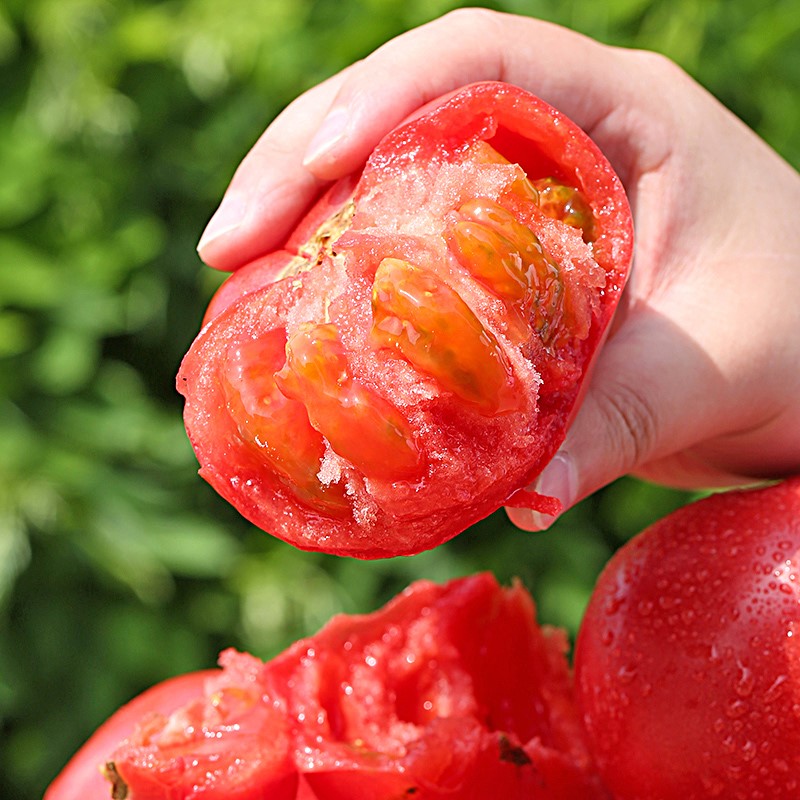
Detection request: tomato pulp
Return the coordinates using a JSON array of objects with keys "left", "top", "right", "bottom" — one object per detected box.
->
[
  {"left": 574, "top": 478, "right": 800, "bottom": 799},
  {"left": 178, "top": 82, "right": 633, "bottom": 557},
  {"left": 45, "top": 574, "right": 609, "bottom": 799}
]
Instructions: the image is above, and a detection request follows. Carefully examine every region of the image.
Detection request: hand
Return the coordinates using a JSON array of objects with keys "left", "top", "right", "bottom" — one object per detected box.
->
[{"left": 196, "top": 9, "right": 800, "bottom": 529}]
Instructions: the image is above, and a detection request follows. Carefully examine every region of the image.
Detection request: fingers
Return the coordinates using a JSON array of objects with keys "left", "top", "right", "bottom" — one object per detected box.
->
[
  {"left": 198, "top": 72, "right": 350, "bottom": 269},
  {"left": 505, "top": 307, "right": 754, "bottom": 532},
  {"left": 198, "top": 9, "right": 655, "bottom": 269},
  {"left": 508, "top": 267, "right": 800, "bottom": 533},
  {"left": 302, "top": 9, "right": 643, "bottom": 179}
]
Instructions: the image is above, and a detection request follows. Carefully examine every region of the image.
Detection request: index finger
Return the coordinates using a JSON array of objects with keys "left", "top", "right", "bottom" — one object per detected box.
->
[{"left": 198, "top": 9, "right": 647, "bottom": 269}]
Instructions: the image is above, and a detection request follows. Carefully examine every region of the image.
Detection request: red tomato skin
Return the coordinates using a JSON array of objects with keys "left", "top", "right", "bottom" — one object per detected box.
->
[
  {"left": 574, "top": 478, "right": 800, "bottom": 800},
  {"left": 44, "top": 671, "right": 217, "bottom": 800},
  {"left": 178, "top": 81, "right": 633, "bottom": 559}
]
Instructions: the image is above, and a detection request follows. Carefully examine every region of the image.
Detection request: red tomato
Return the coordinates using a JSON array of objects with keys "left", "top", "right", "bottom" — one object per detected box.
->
[
  {"left": 47, "top": 654, "right": 298, "bottom": 800},
  {"left": 44, "top": 670, "right": 217, "bottom": 800},
  {"left": 178, "top": 81, "right": 633, "bottom": 558},
  {"left": 574, "top": 477, "right": 800, "bottom": 799},
  {"left": 44, "top": 574, "right": 609, "bottom": 799},
  {"left": 265, "top": 572, "right": 609, "bottom": 799}
]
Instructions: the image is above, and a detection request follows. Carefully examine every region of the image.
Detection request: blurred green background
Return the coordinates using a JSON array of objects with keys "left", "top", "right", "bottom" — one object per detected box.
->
[{"left": 1, "top": 0, "right": 797, "bottom": 796}]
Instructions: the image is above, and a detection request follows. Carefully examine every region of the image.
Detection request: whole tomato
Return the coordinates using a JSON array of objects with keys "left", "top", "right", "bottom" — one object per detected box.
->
[
  {"left": 178, "top": 81, "right": 632, "bottom": 558},
  {"left": 574, "top": 478, "right": 800, "bottom": 799}
]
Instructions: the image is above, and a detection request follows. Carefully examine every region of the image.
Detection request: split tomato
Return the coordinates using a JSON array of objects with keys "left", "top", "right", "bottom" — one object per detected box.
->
[
  {"left": 45, "top": 574, "right": 609, "bottom": 799},
  {"left": 574, "top": 478, "right": 800, "bottom": 799},
  {"left": 178, "top": 81, "right": 633, "bottom": 558},
  {"left": 43, "top": 670, "right": 218, "bottom": 800},
  {"left": 265, "top": 572, "right": 607, "bottom": 799}
]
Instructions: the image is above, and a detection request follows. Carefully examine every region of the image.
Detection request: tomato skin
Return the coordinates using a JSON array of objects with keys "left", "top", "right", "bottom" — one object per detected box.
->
[
  {"left": 179, "top": 81, "right": 633, "bottom": 558},
  {"left": 574, "top": 478, "right": 800, "bottom": 800},
  {"left": 44, "top": 671, "right": 217, "bottom": 800}
]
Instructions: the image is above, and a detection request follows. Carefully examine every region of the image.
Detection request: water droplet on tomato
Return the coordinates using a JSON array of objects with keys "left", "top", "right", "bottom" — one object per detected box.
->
[
  {"left": 763, "top": 674, "right": 788, "bottom": 702},
  {"left": 735, "top": 663, "right": 755, "bottom": 698},
  {"left": 741, "top": 739, "right": 757, "bottom": 762},
  {"left": 604, "top": 594, "right": 624, "bottom": 615},
  {"left": 617, "top": 664, "right": 637, "bottom": 684},
  {"left": 636, "top": 599, "right": 653, "bottom": 616},
  {"left": 726, "top": 700, "right": 748, "bottom": 719}
]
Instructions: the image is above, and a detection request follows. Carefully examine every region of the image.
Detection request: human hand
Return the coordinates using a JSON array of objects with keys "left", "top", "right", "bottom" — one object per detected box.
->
[{"left": 196, "top": 9, "right": 800, "bottom": 529}]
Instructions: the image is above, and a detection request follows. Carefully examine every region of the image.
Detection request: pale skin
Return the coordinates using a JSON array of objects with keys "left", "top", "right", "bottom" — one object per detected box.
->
[{"left": 196, "top": 9, "right": 800, "bottom": 529}]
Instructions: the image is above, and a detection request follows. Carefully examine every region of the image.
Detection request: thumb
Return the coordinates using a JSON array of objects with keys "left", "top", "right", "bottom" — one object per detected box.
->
[{"left": 506, "top": 308, "right": 738, "bottom": 531}]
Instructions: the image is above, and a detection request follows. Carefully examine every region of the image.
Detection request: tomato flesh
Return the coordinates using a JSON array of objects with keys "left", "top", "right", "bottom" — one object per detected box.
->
[
  {"left": 45, "top": 574, "right": 609, "bottom": 800},
  {"left": 106, "top": 651, "right": 297, "bottom": 800},
  {"left": 178, "top": 81, "right": 633, "bottom": 557},
  {"left": 371, "top": 257, "right": 521, "bottom": 415},
  {"left": 43, "top": 672, "right": 218, "bottom": 800},
  {"left": 534, "top": 177, "right": 596, "bottom": 243},
  {"left": 223, "top": 329, "right": 351, "bottom": 516},
  {"left": 277, "top": 322, "right": 422, "bottom": 481}
]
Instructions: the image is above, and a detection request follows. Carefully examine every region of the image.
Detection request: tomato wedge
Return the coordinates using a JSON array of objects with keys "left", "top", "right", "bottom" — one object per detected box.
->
[
  {"left": 43, "top": 671, "right": 217, "bottom": 800},
  {"left": 178, "top": 81, "right": 633, "bottom": 557}
]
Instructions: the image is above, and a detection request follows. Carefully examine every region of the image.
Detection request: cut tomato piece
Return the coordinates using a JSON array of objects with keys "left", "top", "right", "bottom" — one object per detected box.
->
[
  {"left": 44, "top": 671, "right": 217, "bottom": 800},
  {"left": 106, "top": 651, "right": 297, "bottom": 800},
  {"left": 274, "top": 573, "right": 609, "bottom": 799},
  {"left": 45, "top": 575, "right": 609, "bottom": 800},
  {"left": 179, "top": 81, "right": 632, "bottom": 557}
]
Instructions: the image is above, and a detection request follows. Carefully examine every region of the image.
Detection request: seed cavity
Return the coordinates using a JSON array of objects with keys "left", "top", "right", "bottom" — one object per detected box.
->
[
  {"left": 371, "top": 257, "right": 521, "bottom": 415},
  {"left": 277, "top": 323, "right": 422, "bottom": 481}
]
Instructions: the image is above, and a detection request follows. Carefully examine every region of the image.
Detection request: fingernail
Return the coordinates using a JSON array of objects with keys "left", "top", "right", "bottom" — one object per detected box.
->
[
  {"left": 197, "top": 193, "right": 248, "bottom": 255},
  {"left": 303, "top": 107, "right": 349, "bottom": 167},
  {"left": 527, "top": 451, "right": 578, "bottom": 531}
]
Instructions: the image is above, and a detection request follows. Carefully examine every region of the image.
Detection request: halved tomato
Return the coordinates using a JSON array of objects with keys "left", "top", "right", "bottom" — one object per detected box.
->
[{"left": 178, "top": 81, "right": 633, "bottom": 558}]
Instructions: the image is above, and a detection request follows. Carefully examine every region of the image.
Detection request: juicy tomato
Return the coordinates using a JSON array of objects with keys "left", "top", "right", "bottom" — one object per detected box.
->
[
  {"left": 43, "top": 670, "right": 217, "bottom": 800},
  {"left": 574, "top": 477, "right": 800, "bottom": 800},
  {"left": 45, "top": 574, "right": 609, "bottom": 800},
  {"left": 178, "top": 81, "right": 633, "bottom": 558},
  {"left": 46, "top": 654, "right": 298, "bottom": 800},
  {"left": 106, "top": 650, "right": 298, "bottom": 800},
  {"left": 265, "top": 572, "right": 608, "bottom": 800}
]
